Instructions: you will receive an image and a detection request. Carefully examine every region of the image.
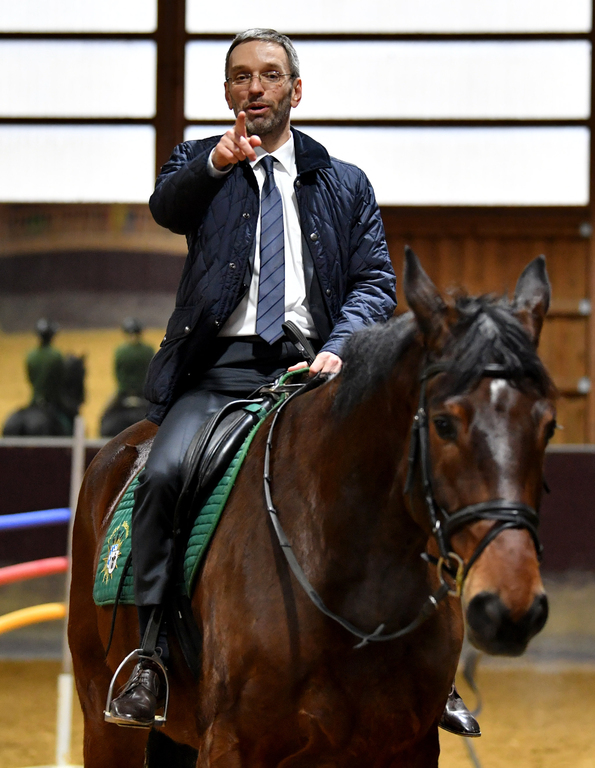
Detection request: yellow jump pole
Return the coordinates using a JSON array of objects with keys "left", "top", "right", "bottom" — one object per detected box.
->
[{"left": 0, "top": 603, "right": 66, "bottom": 635}]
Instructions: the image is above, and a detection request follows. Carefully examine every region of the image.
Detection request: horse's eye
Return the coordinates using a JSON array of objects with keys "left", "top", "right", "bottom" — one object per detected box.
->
[
  {"left": 544, "top": 419, "right": 557, "bottom": 444},
  {"left": 433, "top": 415, "right": 457, "bottom": 441}
]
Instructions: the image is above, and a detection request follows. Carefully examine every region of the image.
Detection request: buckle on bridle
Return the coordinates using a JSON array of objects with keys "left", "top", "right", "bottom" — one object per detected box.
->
[{"left": 437, "top": 552, "right": 465, "bottom": 597}]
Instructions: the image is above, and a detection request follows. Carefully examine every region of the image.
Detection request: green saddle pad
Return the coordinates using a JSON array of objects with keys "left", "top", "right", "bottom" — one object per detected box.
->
[{"left": 93, "top": 401, "right": 272, "bottom": 607}]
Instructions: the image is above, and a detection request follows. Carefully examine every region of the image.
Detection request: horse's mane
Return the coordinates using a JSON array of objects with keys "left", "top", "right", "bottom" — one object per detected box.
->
[{"left": 334, "top": 292, "right": 555, "bottom": 416}]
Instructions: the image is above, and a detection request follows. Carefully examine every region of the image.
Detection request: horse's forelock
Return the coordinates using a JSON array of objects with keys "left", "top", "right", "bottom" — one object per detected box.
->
[{"left": 435, "top": 294, "right": 554, "bottom": 397}]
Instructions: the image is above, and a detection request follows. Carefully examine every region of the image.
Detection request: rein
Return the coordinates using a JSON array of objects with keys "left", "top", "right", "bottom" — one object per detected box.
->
[
  {"left": 264, "top": 362, "right": 543, "bottom": 649},
  {"left": 263, "top": 380, "right": 450, "bottom": 648}
]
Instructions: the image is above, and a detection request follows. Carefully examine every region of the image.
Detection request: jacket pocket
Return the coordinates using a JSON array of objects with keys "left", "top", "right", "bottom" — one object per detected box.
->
[
  {"left": 144, "top": 301, "right": 205, "bottom": 407},
  {"left": 160, "top": 302, "right": 204, "bottom": 346}
]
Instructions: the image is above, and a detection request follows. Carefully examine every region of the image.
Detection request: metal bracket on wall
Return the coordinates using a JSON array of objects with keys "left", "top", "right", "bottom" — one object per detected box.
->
[
  {"left": 579, "top": 299, "right": 592, "bottom": 316},
  {"left": 577, "top": 377, "right": 591, "bottom": 394}
]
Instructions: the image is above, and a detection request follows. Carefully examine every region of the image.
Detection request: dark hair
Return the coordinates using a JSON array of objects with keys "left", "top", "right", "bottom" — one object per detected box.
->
[
  {"left": 122, "top": 317, "right": 143, "bottom": 335},
  {"left": 225, "top": 29, "right": 300, "bottom": 79},
  {"left": 35, "top": 317, "right": 58, "bottom": 341}
]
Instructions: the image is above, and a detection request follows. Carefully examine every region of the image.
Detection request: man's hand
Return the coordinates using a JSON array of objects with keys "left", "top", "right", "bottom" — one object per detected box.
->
[
  {"left": 288, "top": 352, "right": 342, "bottom": 377},
  {"left": 212, "top": 112, "right": 262, "bottom": 170}
]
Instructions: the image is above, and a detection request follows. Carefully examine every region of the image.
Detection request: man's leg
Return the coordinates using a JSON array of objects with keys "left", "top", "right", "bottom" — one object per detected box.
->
[{"left": 108, "top": 388, "right": 236, "bottom": 727}]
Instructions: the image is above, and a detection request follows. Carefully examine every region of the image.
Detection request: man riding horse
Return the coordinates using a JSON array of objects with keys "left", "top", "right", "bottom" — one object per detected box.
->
[
  {"left": 100, "top": 318, "right": 155, "bottom": 437},
  {"left": 27, "top": 319, "right": 67, "bottom": 417},
  {"left": 107, "top": 28, "right": 478, "bottom": 737}
]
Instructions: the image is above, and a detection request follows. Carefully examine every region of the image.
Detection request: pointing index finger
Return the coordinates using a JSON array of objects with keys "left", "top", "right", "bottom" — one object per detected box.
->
[{"left": 235, "top": 111, "right": 247, "bottom": 139}]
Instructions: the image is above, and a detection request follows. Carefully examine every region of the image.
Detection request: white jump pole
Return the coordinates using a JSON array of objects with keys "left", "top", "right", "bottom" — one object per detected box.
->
[
  {"left": 55, "top": 414, "right": 85, "bottom": 768},
  {"left": 23, "top": 418, "right": 86, "bottom": 768}
]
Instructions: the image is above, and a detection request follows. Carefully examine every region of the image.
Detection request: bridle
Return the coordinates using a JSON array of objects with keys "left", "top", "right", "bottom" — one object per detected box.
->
[
  {"left": 264, "top": 363, "right": 543, "bottom": 648},
  {"left": 404, "top": 362, "right": 543, "bottom": 597}
]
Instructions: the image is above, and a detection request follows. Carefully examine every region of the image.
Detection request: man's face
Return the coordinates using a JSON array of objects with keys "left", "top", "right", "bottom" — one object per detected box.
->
[{"left": 225, "top": 41, "right": 302, "bottom": 138}]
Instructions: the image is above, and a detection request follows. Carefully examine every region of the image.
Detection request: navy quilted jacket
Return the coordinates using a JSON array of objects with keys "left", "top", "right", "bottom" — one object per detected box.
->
[{"left": 144, "top": 128, "right": 396, "bottom": 424}]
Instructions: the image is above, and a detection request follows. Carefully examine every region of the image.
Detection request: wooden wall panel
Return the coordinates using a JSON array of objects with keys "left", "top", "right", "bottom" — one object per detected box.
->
[
  {"left": 554, "top": 398, "right": 587, "bottom": 444},
  {"left": 539, "top": 318, "right": 587, "bottom": 393},
  {"left": 546, "top": 240, "right": 588, "bottom": 304}
]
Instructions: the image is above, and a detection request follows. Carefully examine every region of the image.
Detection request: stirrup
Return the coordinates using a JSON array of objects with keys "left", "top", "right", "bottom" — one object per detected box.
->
[{"left": 104, "top": 648, "right": 170, "bottom": 727}]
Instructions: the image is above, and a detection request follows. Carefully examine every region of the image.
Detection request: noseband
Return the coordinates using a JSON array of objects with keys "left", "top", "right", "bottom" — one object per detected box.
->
[{"left": 404, "top": 362, "right": 543, "bottom": 595}]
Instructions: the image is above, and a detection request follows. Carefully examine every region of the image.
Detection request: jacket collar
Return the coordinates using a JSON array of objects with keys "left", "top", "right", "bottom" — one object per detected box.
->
[{"left": 291, "top": 127, "right": 332, "bottom": 175}]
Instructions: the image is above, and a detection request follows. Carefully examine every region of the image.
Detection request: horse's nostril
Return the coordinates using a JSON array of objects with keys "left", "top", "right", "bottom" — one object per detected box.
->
[
  {"left": 531, "top": 592, "right": 549, "bottom": 634},
  {"left": 466, "top": 592, "right": 504, "bottom": 642},
  {"left": 466, "top": 591, "right": 549, "bottom": 656}
]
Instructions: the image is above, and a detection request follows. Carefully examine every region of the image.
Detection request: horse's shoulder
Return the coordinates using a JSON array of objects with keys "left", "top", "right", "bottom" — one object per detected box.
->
[{"left": 81, "top": 419, "right": 157, "bottom": 532}]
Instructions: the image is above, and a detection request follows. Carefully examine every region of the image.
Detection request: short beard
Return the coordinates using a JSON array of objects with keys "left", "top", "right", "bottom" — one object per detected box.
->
[{"left": 244, "top": 89, "right": 293, "bottom": 141}]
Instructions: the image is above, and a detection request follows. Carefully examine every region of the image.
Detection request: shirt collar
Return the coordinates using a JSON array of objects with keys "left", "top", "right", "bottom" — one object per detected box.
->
[{"left": 251, "top": 132, "right": 296, "bottom": 175}]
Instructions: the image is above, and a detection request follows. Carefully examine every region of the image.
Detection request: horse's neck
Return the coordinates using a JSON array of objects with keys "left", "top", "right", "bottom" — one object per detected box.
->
[{"left": 281, "top": 346, "right": 429, "bottom": 621}]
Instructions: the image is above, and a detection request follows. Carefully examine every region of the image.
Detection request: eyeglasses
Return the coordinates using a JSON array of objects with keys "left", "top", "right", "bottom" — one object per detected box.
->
[{"left": 226, "top": 71, "right": 293, "bottom": 89}]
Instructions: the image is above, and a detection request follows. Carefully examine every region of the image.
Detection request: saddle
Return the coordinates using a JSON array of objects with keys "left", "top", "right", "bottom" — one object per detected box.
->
[{"left": 174, "top": 394, "right": 277, "bottom": 532}]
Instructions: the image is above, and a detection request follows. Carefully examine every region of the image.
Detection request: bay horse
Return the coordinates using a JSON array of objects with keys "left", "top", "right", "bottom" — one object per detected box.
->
[
  {"left": 69, "top": 250, "right": 556, "bottom": 767},
  {"left": 99, "top": 394, "right": 149, "bottom": 438},
  {"left": 3, "top": 353, "right": 86, "bottom": 437}
]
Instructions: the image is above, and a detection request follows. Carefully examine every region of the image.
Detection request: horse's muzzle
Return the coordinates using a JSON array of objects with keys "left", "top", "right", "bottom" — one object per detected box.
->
[{"left": 465, "top": 591, "right": 549, "bottom": 656}]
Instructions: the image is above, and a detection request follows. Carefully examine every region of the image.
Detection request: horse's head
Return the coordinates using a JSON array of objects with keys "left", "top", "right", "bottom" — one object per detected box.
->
[{"left": 404, "top": 248, "right": 556, "bottom": 656}]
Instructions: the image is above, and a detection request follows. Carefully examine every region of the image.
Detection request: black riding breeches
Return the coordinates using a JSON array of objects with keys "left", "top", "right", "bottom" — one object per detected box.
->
[{"left": 131, "top": 388, "right": 237, "bottom": 606}]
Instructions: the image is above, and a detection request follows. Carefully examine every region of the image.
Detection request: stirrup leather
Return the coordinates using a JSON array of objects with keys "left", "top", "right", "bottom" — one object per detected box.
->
[{"left": 104, "top": 648, "right": 170, "bottom": 727}]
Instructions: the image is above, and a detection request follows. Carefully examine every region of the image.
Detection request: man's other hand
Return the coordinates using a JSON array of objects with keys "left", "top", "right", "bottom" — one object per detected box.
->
[
  {"left": 288, "top": 352, "right": 342, "bottom": 377},
  {"left": 212, "top": 112, "right": 262, "bottom": 170}
]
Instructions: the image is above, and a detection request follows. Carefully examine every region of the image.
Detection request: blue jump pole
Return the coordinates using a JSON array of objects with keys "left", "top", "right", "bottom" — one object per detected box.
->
[{"left": 0, "top": 508, "right": 71, "bottom": 531}]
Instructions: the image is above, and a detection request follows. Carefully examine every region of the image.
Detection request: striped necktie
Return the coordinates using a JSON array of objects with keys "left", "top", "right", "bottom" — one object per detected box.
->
[{"left": 256, "top": 155, "right": 285, "bottom": 344}]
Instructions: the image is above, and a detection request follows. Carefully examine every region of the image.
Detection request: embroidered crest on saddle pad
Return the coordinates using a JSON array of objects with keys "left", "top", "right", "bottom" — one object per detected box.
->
[{"left": 102, "top": 521, "right": 130, "bottom": 582}]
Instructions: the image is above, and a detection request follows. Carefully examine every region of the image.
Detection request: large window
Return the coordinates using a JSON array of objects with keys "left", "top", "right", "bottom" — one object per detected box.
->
[
  {"left": 0, "top": 41, "right": 156, "bottom": 118},
  {"left": 0, "top": 126, "right": 155, "bottom": 203},
  {"left": 0, "top": 0, "right": 592, "bottom": 204},
  {"left": 185, "top": 13, "right": 592, "bottom": 206},
  {"left": 186, "top": 41, "right": 590, "bottom": 121},
  {"left": 0, "top": 2, "right": 157, "bottom": 202},
  {"left": 186, "top": 0, "right": 592, "bottom": 34},
  {"left": 0, "top": 1, "right": 157, "bottom": 32},
  {"left": 186, "top": 124, "right": 589, "bottom": 206}
]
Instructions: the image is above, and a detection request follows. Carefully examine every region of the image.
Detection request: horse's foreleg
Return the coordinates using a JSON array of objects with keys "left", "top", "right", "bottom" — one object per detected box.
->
[
  {"left": 275, "top": 712, "right": 336, "bottom": 768},
  {"left": 387, "top": 727, "right": 440, "bottom": 768},
  {"left": 199, "top": 713, "right": 242, "bottom": 768},
  {"left": 81, "top": 714, "right": 150, "bottom": 768}
]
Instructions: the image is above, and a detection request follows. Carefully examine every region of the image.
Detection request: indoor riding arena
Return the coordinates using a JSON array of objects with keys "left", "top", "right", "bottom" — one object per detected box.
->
[{"left": 1, "top": 2, "right": 595, "bottom": 767}]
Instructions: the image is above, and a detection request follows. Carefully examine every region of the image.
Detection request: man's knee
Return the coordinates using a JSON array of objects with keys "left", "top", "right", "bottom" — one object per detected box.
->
[{"left": 136, "top": 464, "right": 180, "bottom": 501}]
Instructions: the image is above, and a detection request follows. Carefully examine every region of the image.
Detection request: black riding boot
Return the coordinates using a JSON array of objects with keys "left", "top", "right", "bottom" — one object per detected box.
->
[
  {"left": 439, "top": 684, "right": 481, "bottom": 737},
  {"left": 107, "top": 606, "right": 169, "bottom": 728}
]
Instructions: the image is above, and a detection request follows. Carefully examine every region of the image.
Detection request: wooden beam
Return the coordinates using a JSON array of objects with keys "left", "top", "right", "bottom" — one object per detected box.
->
[
  {"left": 587, "top": 5, "right": 595, "bottom": 442},
  {"left": 155, "top": 0, "right": 186, "bottom": 176}
]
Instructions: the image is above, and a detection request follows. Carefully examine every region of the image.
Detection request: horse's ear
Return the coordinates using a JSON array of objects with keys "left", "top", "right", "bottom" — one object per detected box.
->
[
  {"left": 513, "top": 255, "right": 551, "bottom": 346},
  {"left": 404, "top": 246, "right": 447, "bottom": 343}
]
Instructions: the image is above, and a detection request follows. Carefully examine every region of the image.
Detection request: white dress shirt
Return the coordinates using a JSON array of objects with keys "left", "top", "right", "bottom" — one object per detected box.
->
[{"left": 208, "top": 133, "right": 318, "bottom": 339}]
